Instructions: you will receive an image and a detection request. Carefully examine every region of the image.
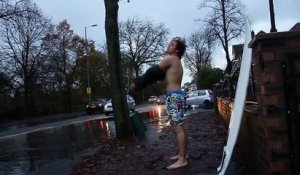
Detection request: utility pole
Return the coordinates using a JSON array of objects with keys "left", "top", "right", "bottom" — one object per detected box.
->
[{"left": 268, "top": 0, "right": 277, "bottom": 32}]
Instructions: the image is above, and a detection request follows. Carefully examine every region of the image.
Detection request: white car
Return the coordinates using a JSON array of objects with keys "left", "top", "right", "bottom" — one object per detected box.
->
[
  {"left": 148, "top": 96, "right": 158, "bottom": 103},
  {"left": 186, "top": 89, "right": 214, "bottom": 107},
  {"left": 104, "top": 95, "right": 136, "bottom": 116}
]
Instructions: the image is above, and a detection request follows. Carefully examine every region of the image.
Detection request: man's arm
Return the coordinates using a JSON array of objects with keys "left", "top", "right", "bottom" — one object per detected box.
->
[
  {"left": 159, "top": 55, "right": 172, "bottom": 70},
  {"left": 131, "top": 56, "right": 172, "bottom": 91}
]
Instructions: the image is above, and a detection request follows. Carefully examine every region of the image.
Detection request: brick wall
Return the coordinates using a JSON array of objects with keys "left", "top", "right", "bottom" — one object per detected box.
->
[
  {"left": 216, "top": 30, "right": 300, "bottom": 175},
  {"left": 250, "top": 31, "right": 300, "bottom": 175},
  {"left": 216, "top": 97, "right": 233, "bottom": 126}
]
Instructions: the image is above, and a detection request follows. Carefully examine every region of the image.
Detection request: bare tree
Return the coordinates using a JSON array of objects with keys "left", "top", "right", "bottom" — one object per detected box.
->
[
  {"left": 119, "top": 17, "right": 169, "bottom": 77},
  {"left": 104, "top": 0, "right": 134, "bottom": 139},
  {"left": 185, "top": 29, "right": 214, "bottom": 77},
  {"left": 0, "top": 0, "right": 27, "bottom": 20},
  {"left": 44, "top": 20, "right": 79, "bottom": 113},
  {"left": 199, "top": 0, "right": 246, "bottom": 73},
  {"left": 0, "top": 1, "right": 52, "bottom": 116}
]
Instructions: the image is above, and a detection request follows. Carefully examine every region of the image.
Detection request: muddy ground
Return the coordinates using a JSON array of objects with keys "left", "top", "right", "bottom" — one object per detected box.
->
[{"left": 70, "top": 110, "right": 227, "bottom": 175}]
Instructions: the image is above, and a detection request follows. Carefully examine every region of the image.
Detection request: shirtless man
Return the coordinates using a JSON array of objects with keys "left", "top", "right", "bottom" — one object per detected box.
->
[{"left": 131, "top": 37, "right": 187, "bottom": 169}]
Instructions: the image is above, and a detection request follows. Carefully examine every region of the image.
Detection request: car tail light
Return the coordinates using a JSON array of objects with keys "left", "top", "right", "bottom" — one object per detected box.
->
[
  {"left": 86, "top": 105, "right": 89, "bottom": 108},
  {"left": 98, "top": 103, "right": 103, "bottom": 107}
]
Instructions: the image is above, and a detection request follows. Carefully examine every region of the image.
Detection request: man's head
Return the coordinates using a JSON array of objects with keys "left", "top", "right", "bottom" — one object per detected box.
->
[{"left": 167, "top": 37, "right": 186, "bottom": 58}]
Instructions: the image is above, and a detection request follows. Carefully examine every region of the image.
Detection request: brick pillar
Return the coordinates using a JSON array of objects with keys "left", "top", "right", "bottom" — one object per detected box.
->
[{"left": 249, "top": 31, "right": 300, "bottom": 175}]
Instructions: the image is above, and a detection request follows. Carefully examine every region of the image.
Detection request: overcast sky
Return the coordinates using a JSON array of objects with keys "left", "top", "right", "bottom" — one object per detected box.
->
[{"left": 33, "top": 0, "right": 300, "bottom": 83}]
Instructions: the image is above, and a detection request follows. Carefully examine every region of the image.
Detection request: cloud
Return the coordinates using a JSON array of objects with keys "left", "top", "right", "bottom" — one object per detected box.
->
[
  {"left": 244, "top": 0, "right": 300, "bottom": 32},
  {"left": 33, "top": 0, "right": 299, "bottom": 84}
]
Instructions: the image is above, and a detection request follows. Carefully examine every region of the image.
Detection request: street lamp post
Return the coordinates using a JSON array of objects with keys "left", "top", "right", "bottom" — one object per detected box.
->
[{"left": 85, "top": 24, "right": 97, "bottom": 102}]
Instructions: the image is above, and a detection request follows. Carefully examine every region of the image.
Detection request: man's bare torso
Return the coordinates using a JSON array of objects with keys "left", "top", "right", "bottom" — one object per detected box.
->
[{"left": 160, "top": 55, "right": 183, "bottom": 91}]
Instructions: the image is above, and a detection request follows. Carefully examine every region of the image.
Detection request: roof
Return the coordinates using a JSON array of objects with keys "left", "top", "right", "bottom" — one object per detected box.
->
[
  {"left": 289, "top": 22, "right": 300, "bottom": 31},
  {"left": 249, "top": 23, "right": 300, "bottom": 48}
]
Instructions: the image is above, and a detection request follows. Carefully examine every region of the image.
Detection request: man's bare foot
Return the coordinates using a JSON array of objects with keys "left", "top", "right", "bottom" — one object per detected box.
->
[
  {"left": 169, "top": 154, "right": 188, "bottom": 160},
  {"left": 167, "top": 160, "right": 188, "bottom": 169}
]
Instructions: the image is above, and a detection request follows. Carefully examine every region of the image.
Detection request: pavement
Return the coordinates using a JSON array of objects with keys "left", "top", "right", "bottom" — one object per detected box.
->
[{"left": 71, "top": 108, "right": 229, "bottom": 175}]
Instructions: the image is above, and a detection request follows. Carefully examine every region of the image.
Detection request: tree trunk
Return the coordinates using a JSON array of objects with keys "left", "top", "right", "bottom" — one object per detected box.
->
[
  {"left": 24, "top": 72, "right": 36, "bottom": 117},
  {"left": 104, "top": 0, "right": 134, "bottom": 139},
  {"left": 24, "top": 79, "right": 31, "bottom": 117},
  {"left": 221, "top": 0, "right": 232, "bottom": 74},
  {"left": 134, "top": 65, "right": 139, "bottom": 78},
  {"left": 66, "top": 84, "right": 72, "bottom": 113}
]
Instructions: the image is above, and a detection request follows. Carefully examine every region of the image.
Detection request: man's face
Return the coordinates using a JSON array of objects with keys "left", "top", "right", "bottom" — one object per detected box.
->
[{"left": 167, "top": 40, "right": 178, "bottom": 55}]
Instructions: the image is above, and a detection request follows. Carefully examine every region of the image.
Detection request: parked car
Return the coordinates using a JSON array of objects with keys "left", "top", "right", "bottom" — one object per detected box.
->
[
  {"left": 186, "top": 89, "right": 214, "bottom": 108},
  {"left": 104, "top": 95, "right": 136, "bottom": 116},
  {"left": 157, "top": 95, "right": 167, "bottom": 105},
  {"left": 148, "top": 96, "right": 158, "bottom": 103},
  {"left": 86, "top": 98, "right": 108, "bottom": 115}
]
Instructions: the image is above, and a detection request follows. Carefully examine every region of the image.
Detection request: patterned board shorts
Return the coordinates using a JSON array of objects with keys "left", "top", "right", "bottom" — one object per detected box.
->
[{"left": 166, "top": 92, "right": 185, "bottom": 126}]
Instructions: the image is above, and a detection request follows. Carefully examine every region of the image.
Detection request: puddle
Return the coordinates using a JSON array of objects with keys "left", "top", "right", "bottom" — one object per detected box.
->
[
  {"left": 0, "top": 105, "right": 202, "bottom": 175},
  {"left": 0, "top": 119, "right": 115, "bottom": 175}
]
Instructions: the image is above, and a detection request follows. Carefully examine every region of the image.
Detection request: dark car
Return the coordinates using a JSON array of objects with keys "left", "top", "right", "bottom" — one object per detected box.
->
[
  {"left": 157, "top": 95, "right": 167, "bottom": 105},
  {"left": 86, "top": 98, "right": 108, "bottom": 115}
]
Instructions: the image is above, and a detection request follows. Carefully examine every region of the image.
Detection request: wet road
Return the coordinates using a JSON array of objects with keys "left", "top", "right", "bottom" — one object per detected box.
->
[{"left": 0, "top": 104, "right": 206, "bottom": 175}]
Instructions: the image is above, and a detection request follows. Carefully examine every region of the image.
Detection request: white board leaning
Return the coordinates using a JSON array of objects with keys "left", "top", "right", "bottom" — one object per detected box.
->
[{"left": 217, "top": 20, "right": 252, "bottom": 175}]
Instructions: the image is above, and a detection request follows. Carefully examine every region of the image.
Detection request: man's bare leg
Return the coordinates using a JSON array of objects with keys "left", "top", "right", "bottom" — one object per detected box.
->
[
  {"left": 167, "top": 125, "right": 188, "bottom": 169},
  {"left": 169, "top": 154, "right": 188, "bottom": 160}
]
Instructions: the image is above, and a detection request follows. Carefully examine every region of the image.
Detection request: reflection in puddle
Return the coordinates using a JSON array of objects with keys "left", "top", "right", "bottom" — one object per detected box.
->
[
  {"left": 142, "top": 105, "right": 169, "bottom": 133},
  {"left": 0, "top": 119, "right": 115, "bottom": 175},
  {"left": 0, "top": 106, "right": 177, "bottom": 175}
]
